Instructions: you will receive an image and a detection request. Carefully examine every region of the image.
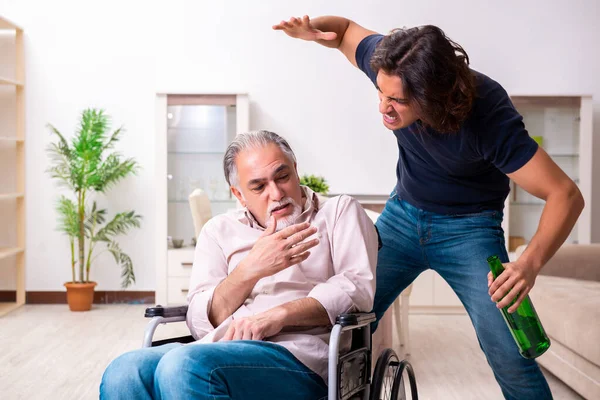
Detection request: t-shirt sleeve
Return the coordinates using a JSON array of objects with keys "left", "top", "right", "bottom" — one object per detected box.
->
[
  {"left": 355, "top": 34, "right": 384, "bottom": 85},
  {"left": 477, "top": 81, "right": 539, "bottom": 174}
]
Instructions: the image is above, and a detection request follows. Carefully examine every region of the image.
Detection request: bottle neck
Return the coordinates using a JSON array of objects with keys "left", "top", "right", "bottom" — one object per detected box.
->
[{"left": 487, "top": 255, "right": 505, "bottom": 278}]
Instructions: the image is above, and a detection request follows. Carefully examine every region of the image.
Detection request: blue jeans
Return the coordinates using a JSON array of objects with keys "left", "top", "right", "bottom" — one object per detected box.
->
[
  {"left": 373, "top": 194, "right": 552, "bottom": 400},
  {"left": 100, "top": 341, "right": 327, "bottom": 400}
]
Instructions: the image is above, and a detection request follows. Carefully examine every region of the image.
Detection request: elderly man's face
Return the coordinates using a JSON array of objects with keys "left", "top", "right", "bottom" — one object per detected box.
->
[{"left": 231, "top": 143, "right": 304, "bottom": 230}]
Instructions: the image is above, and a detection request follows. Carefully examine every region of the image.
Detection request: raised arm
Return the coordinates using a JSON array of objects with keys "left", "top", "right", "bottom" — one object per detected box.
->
[{"left": 273, "top": 15, "right": 378, "bottom": 67}]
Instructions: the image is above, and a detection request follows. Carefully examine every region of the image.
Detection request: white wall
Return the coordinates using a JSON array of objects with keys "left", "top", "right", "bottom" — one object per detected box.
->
[{"left": 0, "top": 0, "right": 598, "bottom": 290}]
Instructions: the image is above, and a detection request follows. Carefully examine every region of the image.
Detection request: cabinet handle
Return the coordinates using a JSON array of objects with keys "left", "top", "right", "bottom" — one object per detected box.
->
[
  {"left": 182, "top": 262, "right": 193, "bottom": 267},
  {"left": 181, "top": 288, "right": 189, "bottom": 293}
]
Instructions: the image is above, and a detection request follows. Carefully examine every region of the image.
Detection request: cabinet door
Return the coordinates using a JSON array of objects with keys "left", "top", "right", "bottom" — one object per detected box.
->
[
  {"left": 167, "top": 103, "right": 239, "bottom": 246},
  {"left": 167, "top": 277, "right": 192, "bottom": 305},
  {"left": 167, "top": 248, "right": 195, "bottom": 277},
  {"left": 407, "top": 270, "right": 464, "bottom": 308},
  {"left": 409, "top": 269, "right": 435, "bottom": 306},
  {"left": 508, "top": 96, "right": 591, "bottom": 250},
  {"left": 432, "top": 273, "right": 463, "bottom": 307}
]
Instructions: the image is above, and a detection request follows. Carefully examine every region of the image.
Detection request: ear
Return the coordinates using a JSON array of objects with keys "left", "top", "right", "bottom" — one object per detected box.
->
[{"left": 230, "top": 186, "right": 246, "bottom": 207}]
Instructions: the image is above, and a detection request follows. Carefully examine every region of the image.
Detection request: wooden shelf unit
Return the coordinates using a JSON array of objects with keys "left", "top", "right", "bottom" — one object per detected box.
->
[{"left": 0, "top": 15, "right": 25, "bottom": 317}]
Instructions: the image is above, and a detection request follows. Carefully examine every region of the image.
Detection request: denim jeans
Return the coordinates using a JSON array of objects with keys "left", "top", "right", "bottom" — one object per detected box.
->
[
  {"left": 100, "top": 341, "right": 327, "bottom": 400},
  {"left": 373, "top": 194, "right": 553, "bottom": 400}
]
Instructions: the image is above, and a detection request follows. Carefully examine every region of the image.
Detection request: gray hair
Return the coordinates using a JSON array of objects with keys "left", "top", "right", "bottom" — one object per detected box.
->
[{"left": 223, "top": 130, "right": 297, "bottom": 188}]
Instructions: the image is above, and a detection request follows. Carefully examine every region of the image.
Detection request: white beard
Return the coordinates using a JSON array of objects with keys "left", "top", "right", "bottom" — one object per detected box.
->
[{"left": 266, "top": 197, "right": 303, "bottom": 232}]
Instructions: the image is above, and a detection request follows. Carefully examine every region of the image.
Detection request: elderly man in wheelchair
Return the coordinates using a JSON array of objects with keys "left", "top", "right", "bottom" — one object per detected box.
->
[{"left": 100, "top": 130, "right": 417, "bottom": 400}]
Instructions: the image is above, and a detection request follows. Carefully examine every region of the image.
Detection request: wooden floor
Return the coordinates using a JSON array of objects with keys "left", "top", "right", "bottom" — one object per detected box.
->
[{"left": 0, "top": 305, "right": 583, "bottom": 400}]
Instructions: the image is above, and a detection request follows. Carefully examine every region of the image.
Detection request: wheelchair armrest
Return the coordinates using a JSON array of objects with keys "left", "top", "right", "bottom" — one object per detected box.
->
[
  {"left": 145, "top": 305, "right": 188, "bottom": 318},
  {"left": 335, "top": 312, "right": 376, "bottom": 328},
  {"left": 143, "top": 305, "right": 190, "bottom": 348}
]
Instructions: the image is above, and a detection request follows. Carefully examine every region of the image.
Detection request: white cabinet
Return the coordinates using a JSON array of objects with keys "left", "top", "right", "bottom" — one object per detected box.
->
[
  {"left": 155, "top": 93, "right": 249, "bottom": 306},
  {"left": 406, "top": 270, "right": 434, "bottom": 307},
  {"left": 419, "top": 96, "right": 593, "bottom": 311},
  {"left": 410, "top": 270, "right": 464, "bottom": 312},
  {"left": 503, "top": 96, "right": 593, "bottom": 255},
  {"left": 167, "top": 98, "right": 246, "bottom": 247},
  {"left": 432, "top": 272, "right": 463, "bottom": 307},
  {"left": 165, "top": 248, "right": 195, "bottom": 305}
]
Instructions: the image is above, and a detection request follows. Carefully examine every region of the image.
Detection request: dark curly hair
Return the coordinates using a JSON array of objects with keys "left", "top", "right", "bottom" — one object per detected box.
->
[{"left": 370, "top": 25, "right": 476, "bottom": 133}]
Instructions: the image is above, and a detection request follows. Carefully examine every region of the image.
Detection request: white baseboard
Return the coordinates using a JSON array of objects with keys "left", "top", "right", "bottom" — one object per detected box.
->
[{"left": 409, "top": 305, "right": 466, "bottom": 315}]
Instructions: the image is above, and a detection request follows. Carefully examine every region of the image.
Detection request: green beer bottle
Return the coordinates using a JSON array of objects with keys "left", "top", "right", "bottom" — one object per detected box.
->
[{"left": 487, "top": 255, "right": 551, "bottom": 359}]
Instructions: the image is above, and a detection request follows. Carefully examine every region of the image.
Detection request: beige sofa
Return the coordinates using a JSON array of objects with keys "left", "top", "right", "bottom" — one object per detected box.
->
[{"left": 527, "top": 244, "right": 600, "bottom": 399}]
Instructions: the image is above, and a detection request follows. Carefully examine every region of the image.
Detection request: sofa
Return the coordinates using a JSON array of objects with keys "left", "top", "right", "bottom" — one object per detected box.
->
[{"left": 525, "top": 244, "right": 600, "bottom": 399}]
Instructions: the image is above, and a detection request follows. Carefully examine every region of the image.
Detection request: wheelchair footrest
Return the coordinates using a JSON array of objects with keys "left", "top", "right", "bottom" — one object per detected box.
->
[{"left": 338, "top": 347, "right": 370, "bottom": 400}]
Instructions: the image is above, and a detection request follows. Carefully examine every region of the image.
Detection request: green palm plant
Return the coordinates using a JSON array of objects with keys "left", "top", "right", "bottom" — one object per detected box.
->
[{"left": 47, "top": 108, "right": 141, "bottom": 288}]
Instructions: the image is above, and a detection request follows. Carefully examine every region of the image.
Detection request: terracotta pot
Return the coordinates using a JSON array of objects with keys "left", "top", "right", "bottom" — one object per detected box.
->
[{"left": 64, "top": 281, "right": 97, "bottom": 311}]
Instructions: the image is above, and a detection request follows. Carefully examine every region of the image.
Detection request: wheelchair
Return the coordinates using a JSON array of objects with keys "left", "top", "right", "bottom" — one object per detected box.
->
[{"left": 143, "top": 305, "right": 418, "bottom": 400}]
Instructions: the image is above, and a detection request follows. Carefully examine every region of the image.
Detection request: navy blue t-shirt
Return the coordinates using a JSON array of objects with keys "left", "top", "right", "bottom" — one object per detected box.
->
[{"left": 356, "top": 34, "right": 538, "bottom": 215}]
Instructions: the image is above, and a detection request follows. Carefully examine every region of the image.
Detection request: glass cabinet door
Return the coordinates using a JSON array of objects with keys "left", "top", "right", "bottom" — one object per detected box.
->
[
  {"left": 167, "top": 104, "right": 238, "bottom": 246},
  {"left": 509, "top": 97, "right": 581, "bottom": 248}
]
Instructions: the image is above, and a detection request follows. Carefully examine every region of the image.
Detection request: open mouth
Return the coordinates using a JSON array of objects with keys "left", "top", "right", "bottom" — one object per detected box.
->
[
  {"left": 270, "top": 203, "right": 290, "bottom": 215},
  {"left": 383, "top": 113, "right": 398, "bottom": 125}
]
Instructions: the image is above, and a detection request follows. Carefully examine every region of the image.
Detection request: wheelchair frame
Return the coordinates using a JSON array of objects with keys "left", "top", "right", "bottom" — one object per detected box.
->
[{"left": 143, "top": 305, "right": 417, "bottom": 400}]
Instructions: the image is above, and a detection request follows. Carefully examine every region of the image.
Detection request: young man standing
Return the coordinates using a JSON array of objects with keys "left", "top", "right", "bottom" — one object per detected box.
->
[{"left": 274, "top": 15, "right": 583, "bottom": 400}]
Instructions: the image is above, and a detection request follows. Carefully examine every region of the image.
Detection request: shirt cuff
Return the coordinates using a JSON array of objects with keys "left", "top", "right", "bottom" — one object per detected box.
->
[
  {"left": 186, "top": 287, "right": 217, "bottom": 339},
  {"left": 308, "top": 283, "right": 355, "bottom": 325}
]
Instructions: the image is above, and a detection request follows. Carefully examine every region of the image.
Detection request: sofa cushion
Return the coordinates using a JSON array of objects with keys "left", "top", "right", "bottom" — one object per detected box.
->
[
  {"left": 537, "top": 338, "right": 600, "bottom": 400},
  {"left": 530, "top": 275, "right": 600, "bottom": 366},
  {"left": 540, "top": 244, "right": 600, "bottom": 282}
]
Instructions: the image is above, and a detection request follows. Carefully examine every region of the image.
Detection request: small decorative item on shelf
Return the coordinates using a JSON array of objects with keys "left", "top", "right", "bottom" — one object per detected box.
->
[
  {"left": 531, "top": 136, "right": 544, "bottom": 148},
  {"left": 208, "top": 177, "right": 219, "bottom": 199},
  {"left": 178, "top": 177, "right": 188, "bottom": 201},
  {"left": 216, "top": 180, "right": 231, "bottom": 200},
  {"left": 300, "top": 174, "right": 330, "bottom": 195},
  {"left": 509, "top": 236, "right": 527, "bottom": 252},
  {"left": 188, "top": 178, "right": 203, "bottom": 198},
  {"left": 47, "top": 108, "right": 141, "bottom": 311},
  {"left": 191, "top": 237, "right": 197, "bottom": 247},
  {"left": 172, "top": 239, "right": 184, "bottom": 248}
]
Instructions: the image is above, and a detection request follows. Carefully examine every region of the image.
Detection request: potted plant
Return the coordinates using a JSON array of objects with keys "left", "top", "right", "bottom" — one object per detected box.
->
[
  {"left": 46, "top": 108, "right": 142, "bottom": 311},
  {"left": 300, "top": 174, "right": 330, "bottom": 195}
]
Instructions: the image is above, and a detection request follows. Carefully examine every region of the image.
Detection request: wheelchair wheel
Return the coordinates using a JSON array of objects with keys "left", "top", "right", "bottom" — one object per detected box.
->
[
  {"left": 390, "top": 359, "right": 418, "bottom": 400},
  {"left": 370, "top": 349, "right": 418, "bottom": 400},
  {"left": 370, "top": 349, "right": 400, "bottom": 400}
]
